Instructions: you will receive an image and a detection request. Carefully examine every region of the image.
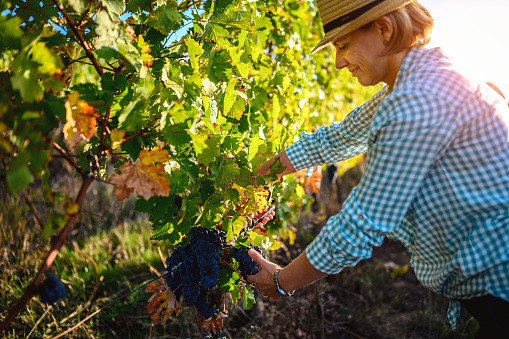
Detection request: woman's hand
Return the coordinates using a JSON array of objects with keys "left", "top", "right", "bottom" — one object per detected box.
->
[
  {"left": 246, "top": 249, "right": 283, "bottom": 303},
  {"left": 255, "top": 150, "right": 297, "bottom": 177},
  {"left": 246, "top": 208, "right": 275, "bottom": 233}
]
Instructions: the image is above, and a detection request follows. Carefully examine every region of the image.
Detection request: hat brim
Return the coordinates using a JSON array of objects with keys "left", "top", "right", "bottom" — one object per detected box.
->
[{"left": 310, "top": 0, "right": 416, "bottom": 54}]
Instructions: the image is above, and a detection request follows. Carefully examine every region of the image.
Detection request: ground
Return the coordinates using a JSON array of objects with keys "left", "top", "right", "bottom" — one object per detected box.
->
[{"left": 0, "top": 163, "right": 480, "bottom": 338}]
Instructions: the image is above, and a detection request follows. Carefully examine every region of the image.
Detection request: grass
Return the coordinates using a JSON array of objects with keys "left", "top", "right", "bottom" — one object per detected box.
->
[{"left": 0, "top": 179, "right": 220, "bottom": 338}]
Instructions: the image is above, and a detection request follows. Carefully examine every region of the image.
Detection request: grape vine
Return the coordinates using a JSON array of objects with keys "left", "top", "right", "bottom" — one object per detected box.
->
[{"left": 0, "top": 0, "right": 380, "bottom": 335}]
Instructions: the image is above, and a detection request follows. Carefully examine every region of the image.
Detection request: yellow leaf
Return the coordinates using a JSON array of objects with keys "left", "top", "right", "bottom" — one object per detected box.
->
[
  {"left": 63, "top": 199, "right": 79, "bottom": 217},
  {"left": 110, "top": 128, "right": 126, "bottom": 150},
  {"left": 63, "top": 92, "right": 99, "bottom": 150},
  {"left": 139, "top": 146, "right": 171, "bottom": 166},
  {"left": 109, "top": 148, "right": 171, "bottom": 201}
]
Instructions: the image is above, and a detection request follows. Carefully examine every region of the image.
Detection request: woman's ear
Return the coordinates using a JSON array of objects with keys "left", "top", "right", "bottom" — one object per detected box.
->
[{"left": 373, "top": 16, "right": 394, "bottom": 44}]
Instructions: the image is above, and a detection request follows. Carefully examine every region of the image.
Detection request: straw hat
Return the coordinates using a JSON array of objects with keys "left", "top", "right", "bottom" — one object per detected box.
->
[{"left": 311, "top": 0, "right": 416, "bottom": 54}]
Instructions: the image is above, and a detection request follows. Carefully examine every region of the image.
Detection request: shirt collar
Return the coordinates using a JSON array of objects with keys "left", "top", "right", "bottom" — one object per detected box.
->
[{"left": 392, "top": 45, "right": 426, "bottom": 89}]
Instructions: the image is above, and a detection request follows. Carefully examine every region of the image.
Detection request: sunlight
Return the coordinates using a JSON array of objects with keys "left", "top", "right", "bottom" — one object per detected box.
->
[{"left": 420, "top": 0, "right": 509, "bottom": 96}]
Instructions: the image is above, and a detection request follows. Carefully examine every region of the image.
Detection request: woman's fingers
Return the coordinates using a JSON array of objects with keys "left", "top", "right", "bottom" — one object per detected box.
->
[{"left": 246, "top": 249, "right": 284, "bottom": 302}]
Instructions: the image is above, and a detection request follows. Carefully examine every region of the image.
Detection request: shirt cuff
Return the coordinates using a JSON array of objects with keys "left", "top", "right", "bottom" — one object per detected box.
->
[
  {"left": 285, "top": 134, "right": 322, "bottom": 171},
  {"left": 306, "top": 188, "right": 382, "bottom": 274}
]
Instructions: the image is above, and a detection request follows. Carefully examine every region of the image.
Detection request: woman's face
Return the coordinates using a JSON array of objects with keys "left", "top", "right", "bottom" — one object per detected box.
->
[{"left": 333, "top": 20, "right": 395, "bottom": 86}]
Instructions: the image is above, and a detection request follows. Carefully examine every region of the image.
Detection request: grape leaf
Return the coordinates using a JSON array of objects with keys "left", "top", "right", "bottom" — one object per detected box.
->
[
  {"left": 68, "top": 0, "right": 87, "bottom": 14},
  {"left": 216, "top": 159, "right": 240, "bottom": 189},
  {"left": 110, "top": 147, "right": 171, "bottom": 201},
  {"left": 186, "top": 38, "right": 204, "bottom": 70},
  {"left": 201, "top": 196, "right": 224, "bottom": 229},
  {"left": 248, "top": 135, "right": 267, "bottom": 170},
  {"left": 146, "top": 280, "right": 180, "bottom": 326},
  {"left": 63, "top": 92, "right": 99, "bottom": 150},
  {"left": 223, "top": 79, "right": 237, "bottom": 115},
  {"left": 11, "top": 53, "right": 44, "bottom": 103},
  {"left": 117, "top": 99, "right": 148, "bottom": 132},
  {"left": 225, "top": 216, "right": 244, "bottom": 242},
  {"left": 0, "top": 14, "right": 22, "bottom": 52},
  {"left": 110, "top": 128, "right": 126, "bottom": 150},
  {"left": 203, "top": 310, "right": 228, "bottom": 334},
  {"left": 242, "top": 285, "right": 255, "bottom": 310},
  {"left": 103, "top": 0, "right": 125, "bottom": 16},
  {"left": 191, "top": 133, "right": 219, "bottom": 166}
]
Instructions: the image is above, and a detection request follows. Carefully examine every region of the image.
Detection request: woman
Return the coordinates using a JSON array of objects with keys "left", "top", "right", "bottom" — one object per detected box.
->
[{"left": 247, "top": 0, "right": 509, "bottom": 337}]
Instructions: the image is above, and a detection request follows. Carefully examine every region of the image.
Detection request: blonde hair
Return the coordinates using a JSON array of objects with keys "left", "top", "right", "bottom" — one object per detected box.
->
[
  {"left": 361, "top": 2, "right": 434, "bottom": 54},
  {"left": 385, "top": 2, "right": 434, "bottom": 53}
]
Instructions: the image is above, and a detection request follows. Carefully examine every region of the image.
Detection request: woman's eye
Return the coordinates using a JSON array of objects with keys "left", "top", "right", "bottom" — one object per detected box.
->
[{"left": 335, "top": 43, "right": 347, "bottom": 51}]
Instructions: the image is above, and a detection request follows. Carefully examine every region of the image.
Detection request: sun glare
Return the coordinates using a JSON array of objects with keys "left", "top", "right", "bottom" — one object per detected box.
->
[{"left": 420, "top": 0, "right": 509, "bottom": 97}]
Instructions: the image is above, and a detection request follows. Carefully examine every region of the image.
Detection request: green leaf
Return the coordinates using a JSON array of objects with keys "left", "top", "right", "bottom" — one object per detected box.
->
[
  {"left": 118, "top": 99, "right": 148, "bottom": 132},
  {"left": 96, "top": 11, "right": 142, "bottom": 70},
  {"left": 150, "top": 222, "right": 175, "bottom": 241},
  {"left": 153, "top": 6, "right": 182, "bottom": 35},
  {"left": 6, "top": 165, "right": 33, "bottom": 193},
  {"left": 223, "top": 79, "right": 237, "bottom": 115},
  {"left": 247, "top": 231, "right": 265, "bottom": 247},
  {"left": 186, "top": 38, "right": 203, "bottom": 70},
  {"left": 103, "top": 0, "right": 126, "bottom": 16},
  {"left": 201, "top": 196, "right": 224, "bottom": 229},
  {"left": 225, "top": 216, "right": 244, "bottom": 243},
  {"left": 11, "top": 53, "right": 44, "bottom": 103},
  {"left": 216, "top": 159, "right": 240, "bottom": 189},
  {"left": 229, "top": 96, "right": 246, "bottom": 119},
  {"left": 0, "top": 14, "right": 22, "bottom": 52},
  {"left": 218, "top": 268, "right": 240, "bottom": 293},
  {"left": 248, "top": 135, "right": 266, "bottom": 169},
  {"left": 243, "top": 285, "right": 255, "bottom": 310},
  {"left": 272, "top": 95, "right": 280, "bottom": 120},
  {"left": 137, "top": 71, "right": 155, "bottom": 98},
  {"left": 68, "top": 0, "right": 87, "bottom": 14},
  {"left": 206, "top": 49, "right": 232, "bottom": 83},
  {"left": 191, "top": 133, "right": 219, "bottom": 166}
]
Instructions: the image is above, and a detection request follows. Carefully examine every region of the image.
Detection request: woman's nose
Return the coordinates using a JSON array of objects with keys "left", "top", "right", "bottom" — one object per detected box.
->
[{"left": 335, "top": 55, "right": 348, "bottom": 70}]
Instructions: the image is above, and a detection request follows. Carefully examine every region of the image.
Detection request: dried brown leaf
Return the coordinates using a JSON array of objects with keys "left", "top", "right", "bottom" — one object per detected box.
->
[
  {"left": 146, "top": 280, "right": 179, "bottom": 326},
  {"left": 109, "top": 147, "right": 171, "bottom": 201},
  {"left": 202, "top": 310, "right": 228, "bottom": 334}
]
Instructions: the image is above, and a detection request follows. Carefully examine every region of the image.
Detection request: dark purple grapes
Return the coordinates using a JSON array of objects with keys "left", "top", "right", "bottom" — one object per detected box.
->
[
  {"left": 38, "top": 273, "right": 66, "bottom": 304},
  {"left": 194, "top": 289, "right": 217, "bottom": 319},
  {"left": 229, "top": 246, "right": 263, "bottom": 279},
  {"left": 165, "top": 227, "right": 225, "bottom": 318},
  {"left": 189, "top": 227, "right": 224, "bottom": 290}
]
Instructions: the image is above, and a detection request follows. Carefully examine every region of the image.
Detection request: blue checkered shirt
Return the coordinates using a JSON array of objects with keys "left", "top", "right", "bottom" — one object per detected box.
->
[{"left": 286, "top": 46, "right": 509, "bottom": 330}]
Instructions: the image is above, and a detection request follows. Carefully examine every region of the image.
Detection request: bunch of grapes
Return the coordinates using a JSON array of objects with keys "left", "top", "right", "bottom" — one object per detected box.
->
[
  {"left": 229, "top": 246, "right": 265, "bottom": 280},
  {"left": 164, "top": 225, "right": 269, "bottom": 320},
  {"left": 38, "top": 273, "right": 66, "bottom": 304},
  {"left": 165, "top": 227, "right": 225, "bottom": 318}
]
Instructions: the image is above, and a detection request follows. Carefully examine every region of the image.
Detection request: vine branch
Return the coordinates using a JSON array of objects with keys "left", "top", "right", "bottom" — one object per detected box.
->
[
  {"left": 51, "top": 0, "right": 104, "bottom": 77},
  {"left": 52, "top": 141, "right": 85, "bottom": 177}
]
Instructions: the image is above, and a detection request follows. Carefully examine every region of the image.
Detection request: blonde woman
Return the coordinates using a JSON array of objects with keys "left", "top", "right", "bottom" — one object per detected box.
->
[{"left": 248, "top": 0, "right": 509, "bottom": 337}]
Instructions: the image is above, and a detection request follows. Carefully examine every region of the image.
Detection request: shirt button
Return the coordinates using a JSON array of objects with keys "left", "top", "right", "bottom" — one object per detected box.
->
[{"left": 358, "top": 214, "right": 364, "bottom": 220}]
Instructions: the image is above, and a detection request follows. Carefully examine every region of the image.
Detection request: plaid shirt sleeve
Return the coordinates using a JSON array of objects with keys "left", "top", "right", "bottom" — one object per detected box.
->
[
  {"left": 286, "top": 86, "right": 390, "bottom": 171},
  {"left": 304, "top": 89, "right": 457, "bottom": 274}
]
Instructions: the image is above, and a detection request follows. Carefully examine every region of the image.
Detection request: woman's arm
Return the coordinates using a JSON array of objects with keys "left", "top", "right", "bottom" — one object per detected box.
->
[{"left": 284, "top": 86, "right": 390, "bottom": 172}]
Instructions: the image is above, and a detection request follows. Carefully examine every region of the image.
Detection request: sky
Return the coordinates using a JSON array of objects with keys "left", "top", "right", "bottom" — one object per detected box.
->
[{"left": 419, "top": 0, "right": 509, "bottom": 96}]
